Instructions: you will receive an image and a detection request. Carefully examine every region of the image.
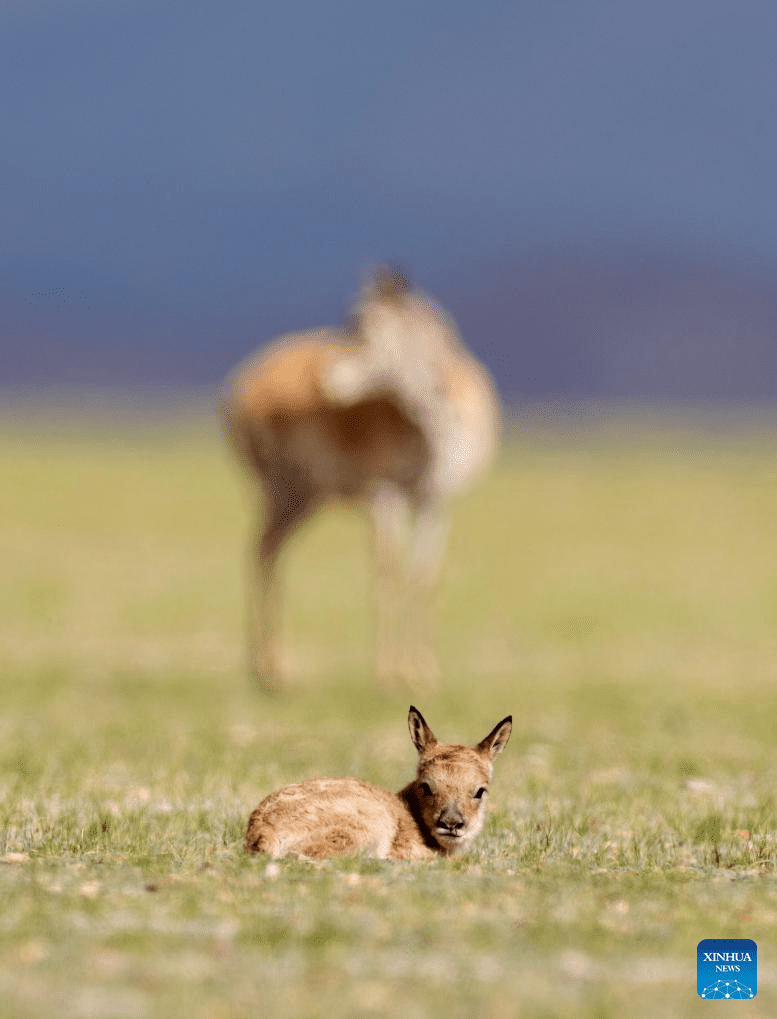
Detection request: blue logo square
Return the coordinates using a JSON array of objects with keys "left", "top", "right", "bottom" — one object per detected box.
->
[{"left": 698, "top": 939, "right": 757, "bottom": 999}]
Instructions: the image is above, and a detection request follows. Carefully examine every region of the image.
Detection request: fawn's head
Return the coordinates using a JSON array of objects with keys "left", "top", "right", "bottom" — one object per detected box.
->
[{"left": 407, "top": 706, "right": 512, "bottom": 854}]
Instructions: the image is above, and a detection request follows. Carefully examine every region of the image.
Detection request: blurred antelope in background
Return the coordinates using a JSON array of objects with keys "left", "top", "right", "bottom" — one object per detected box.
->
[
  {"left": 245, "top": 705, "right": 512, "bottom": 859},
  {"left": 223, "top": 267, "right": 501, "bottom": 689}
]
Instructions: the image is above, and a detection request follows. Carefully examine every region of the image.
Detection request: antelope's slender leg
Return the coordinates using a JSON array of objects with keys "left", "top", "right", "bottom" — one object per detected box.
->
[
  {"left": 249, "top": 472, "right": 320, "bottom": 689},
  {"left": 405, "top": 502, "right": 448, "bottom": 685},
  {"left": 370, "top": 484, "right": 410, "bottom": 686}
]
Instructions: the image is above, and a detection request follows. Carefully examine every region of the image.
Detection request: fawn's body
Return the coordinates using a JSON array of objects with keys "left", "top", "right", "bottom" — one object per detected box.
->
[
  {"left": 245, "top": 707, "right": 512, "bottom": 860},
  {"left": 223, "top": 269, "right": 501, "bottom": 687}
]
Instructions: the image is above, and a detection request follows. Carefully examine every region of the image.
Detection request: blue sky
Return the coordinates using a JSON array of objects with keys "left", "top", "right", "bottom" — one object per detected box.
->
[{"left": 2, "top": 0, "right": 777, "bottom": 388}]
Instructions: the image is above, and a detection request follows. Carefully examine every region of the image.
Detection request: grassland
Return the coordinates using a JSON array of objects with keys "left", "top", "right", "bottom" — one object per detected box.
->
[{"left": 1, "top": 398, "right": 777, "bottom": 1018}]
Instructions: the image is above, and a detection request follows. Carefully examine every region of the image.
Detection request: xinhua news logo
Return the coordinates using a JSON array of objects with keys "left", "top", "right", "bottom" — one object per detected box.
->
[{"left": 698, "top": 939, "right": 757, "bottom": 999}]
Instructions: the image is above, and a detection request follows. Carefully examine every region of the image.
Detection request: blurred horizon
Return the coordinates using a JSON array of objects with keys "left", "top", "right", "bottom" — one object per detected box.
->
[{"left": 3, "top": 0, "right": 776, "bottom": 402}]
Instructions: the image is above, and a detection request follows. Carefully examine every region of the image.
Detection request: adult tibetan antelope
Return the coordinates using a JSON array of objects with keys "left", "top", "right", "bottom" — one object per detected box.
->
[
  {"left": 223, "top": 268, "right": 501, "bottom": 688},
  {"left": 245, "top": 706, "right": 512, "bottom": 859}
]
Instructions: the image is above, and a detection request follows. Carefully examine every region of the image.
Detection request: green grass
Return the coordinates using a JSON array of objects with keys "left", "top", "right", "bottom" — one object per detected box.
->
[{"left": 1, "top": 399, "right": 777, "bottom": 1017}]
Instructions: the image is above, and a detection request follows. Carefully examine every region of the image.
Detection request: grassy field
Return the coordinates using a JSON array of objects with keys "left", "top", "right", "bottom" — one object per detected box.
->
[{"left": 1, "top": 398, "right": 777, "bottom": 1018}]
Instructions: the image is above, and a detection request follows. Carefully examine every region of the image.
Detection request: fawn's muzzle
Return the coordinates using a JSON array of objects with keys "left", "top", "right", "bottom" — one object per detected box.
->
[{"left": 436, "top": 806, "right": 466, "bottom": 834}]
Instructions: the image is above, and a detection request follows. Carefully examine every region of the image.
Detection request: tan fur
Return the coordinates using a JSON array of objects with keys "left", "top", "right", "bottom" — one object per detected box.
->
[
  {"left": 223, "top": 269, "right": 501, "bottom": 688},
  {"left": 245, "top": 707, "right": 512, "bottom": 860},
  {"left": 226, "top": 333, "right": 430, "bottom": 498}
]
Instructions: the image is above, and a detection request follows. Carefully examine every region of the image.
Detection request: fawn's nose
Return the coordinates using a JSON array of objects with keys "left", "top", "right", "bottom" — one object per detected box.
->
[{"left": 437, "top": 807, "right": 466, "bottom": 833}]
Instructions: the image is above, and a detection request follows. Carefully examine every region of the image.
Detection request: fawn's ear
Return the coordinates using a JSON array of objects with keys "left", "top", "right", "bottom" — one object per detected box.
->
[
  {"left": 477, "top": 716, "right": 512, "bottom": 760},
  {"left": 408, "top": 706, "right": 438, "bottom": 755}
]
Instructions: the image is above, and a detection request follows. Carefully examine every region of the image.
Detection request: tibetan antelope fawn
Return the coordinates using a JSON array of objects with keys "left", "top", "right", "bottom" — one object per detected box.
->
[
  {"left": 245, "top": 706, "right": 512, "bottom": 860},
  {"left": 223, "top": 267, "right": 501, "bottom": 688}
]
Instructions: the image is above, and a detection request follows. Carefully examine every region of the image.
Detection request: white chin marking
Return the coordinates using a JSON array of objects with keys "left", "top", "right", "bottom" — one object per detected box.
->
[{"left": 436, "top": 831, "right": 466, "bottom": 844}]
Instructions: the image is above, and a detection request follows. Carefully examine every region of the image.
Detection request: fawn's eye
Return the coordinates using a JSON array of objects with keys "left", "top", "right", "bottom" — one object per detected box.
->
[
  {"left": 419, "top": 781, "right": 434, "bottom": 797},
  {"left": 473, "top": 787, "right": 488, "bottom": 800}
]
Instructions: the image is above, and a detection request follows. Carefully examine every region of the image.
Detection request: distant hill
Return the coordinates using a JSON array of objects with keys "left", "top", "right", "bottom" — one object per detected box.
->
[{"left": 440, "top": 252, "right": 777, "bottom": 400}]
